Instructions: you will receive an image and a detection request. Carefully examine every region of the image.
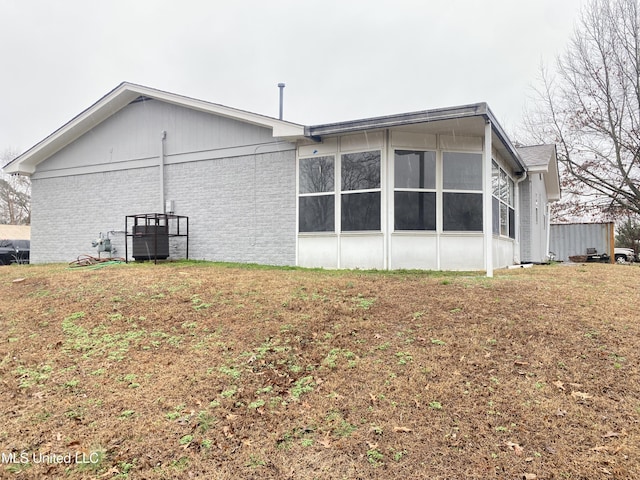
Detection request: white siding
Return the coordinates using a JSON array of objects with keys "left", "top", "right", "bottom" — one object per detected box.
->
[
  {"left": 35, "top": 99, "right": 275, "bottom": 178},
  {"left": 519, "top": 174, "right": 550, "bottom": 263}
]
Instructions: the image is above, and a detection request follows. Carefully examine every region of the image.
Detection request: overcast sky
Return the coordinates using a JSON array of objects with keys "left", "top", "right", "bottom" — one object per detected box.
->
[{"left": 1, "top": 0, "right": 586, "bottom": 156}]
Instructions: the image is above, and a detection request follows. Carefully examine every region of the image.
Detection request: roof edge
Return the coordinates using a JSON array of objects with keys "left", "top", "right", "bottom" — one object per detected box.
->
[
  {"left": 305, "top": 103, "right": 490, "bottom": 137},
  {"left": 484, "top": 104, "right": 526, "bottom": 173},
  {"left": 304, "top": 102, "right": 527, "bottom": 173}
]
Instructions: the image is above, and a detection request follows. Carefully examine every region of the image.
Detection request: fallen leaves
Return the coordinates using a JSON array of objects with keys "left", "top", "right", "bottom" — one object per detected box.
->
[
  {"left": 505, "top": 441, "right": 524, "bottom": 456},
  {"left": 592, "top": 444, "right": 624, "bottom": 453},
  {"left": 571, "top": 391, "right": 593, "bottom": 401},
  {"left": 393, "top": 426, "right": 412, "bottom": 433},
  {"left": 318, "top": 434, "right": 331, "bottom": 449},
  {"left": 100, "top": 467, "right": 120, "bottom": 477}
]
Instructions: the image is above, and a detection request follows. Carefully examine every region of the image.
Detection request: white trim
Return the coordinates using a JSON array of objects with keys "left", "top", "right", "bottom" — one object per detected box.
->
[
  {"left": 335, "top": 143, "right": 342, "bottom": 268},
  {"left": 484, "top": 120, "right": 494, "bottom": 277},
  {"left": 295, "top": 148, "right": 300, "bottom": 267},
  {"left": 385, "top": 130, "right": 393, "bottom": 269}
]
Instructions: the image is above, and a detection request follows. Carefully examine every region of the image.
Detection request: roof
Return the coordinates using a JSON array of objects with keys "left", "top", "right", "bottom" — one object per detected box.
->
[
  {"left": 0, "top": 224, "right": 30, "bottom": 240},
  {"left": 4, "top": 82, "right": 305, "bottom": 175},
  {"left": 517, "top": 144, "right": 561, "bottom": 201},
  {"left": 306, "top": 102, "right": 527, "bottom": 173},
  {"left": 517, "top": 144, "right": 556, "bottom": 169}
]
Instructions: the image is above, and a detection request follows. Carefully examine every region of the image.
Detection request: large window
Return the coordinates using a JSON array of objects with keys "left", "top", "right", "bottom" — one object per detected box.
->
[
  {"left": 298, "top": 151, "right": 381, "bottom": 233},
  {"left": 341, "top": 151, "right": 381, "bottom": 231},
  {"left": 508, "top": 177, "right": 515, "bottom": 238},
  {"left": 442, "top": 152, "right": 483, "bottom": 231},
  {"left": 394, "top": 150, "right": 436, "bottom": 230},
  {"left": 299, "top": 149, "right": 494, "bottom": 235},
  {"left": 491, "top": 160, "right": 515, "bottom": 239},
  {"left": 298, "top": 156, "right": 335, "bottom": 232}
]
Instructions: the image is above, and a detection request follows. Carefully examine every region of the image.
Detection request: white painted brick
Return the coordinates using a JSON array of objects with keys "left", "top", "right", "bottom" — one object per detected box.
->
[{"left": 31, "top": 150, "right": 297, "bottom": 266}]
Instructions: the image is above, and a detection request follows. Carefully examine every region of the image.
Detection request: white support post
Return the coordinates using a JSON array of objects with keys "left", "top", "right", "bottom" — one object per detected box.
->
[{"left": 484, "top": 120, "right": 494, "bottom": 277}]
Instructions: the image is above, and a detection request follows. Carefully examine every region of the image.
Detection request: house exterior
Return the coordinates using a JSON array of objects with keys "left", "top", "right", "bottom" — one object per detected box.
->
[
  {"left": 4, "top": 83, "right": 560, "bottom": 274},
  {"left": 516, "top": 145, "right": 561, "bottom": 263}
]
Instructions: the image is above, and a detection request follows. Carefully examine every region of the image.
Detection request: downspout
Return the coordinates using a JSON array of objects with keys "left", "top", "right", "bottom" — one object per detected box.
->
[
  {"left": 514, "top": 171, "right": 528, "bottom": 264},
  {"left": 484, "top": 119, "right": 493, "bottom": 277},
  {"left": 160, "top": 130, "right": 166, "bottom": 213}
]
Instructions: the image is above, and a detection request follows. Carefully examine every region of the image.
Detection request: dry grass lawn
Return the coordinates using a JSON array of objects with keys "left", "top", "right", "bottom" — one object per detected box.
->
[{"left": 0, "top": 261, "right": 639, "bottom": 479}]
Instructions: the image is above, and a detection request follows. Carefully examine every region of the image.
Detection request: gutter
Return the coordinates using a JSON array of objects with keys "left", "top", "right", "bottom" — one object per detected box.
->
[{"left": 305, "top": 103, "right": 488, "bottom": 137}]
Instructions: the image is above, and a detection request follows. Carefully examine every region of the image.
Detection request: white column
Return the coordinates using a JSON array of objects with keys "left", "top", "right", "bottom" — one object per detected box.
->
[{"left": 484, "top": 120, "right": 493, "bottom": 277}]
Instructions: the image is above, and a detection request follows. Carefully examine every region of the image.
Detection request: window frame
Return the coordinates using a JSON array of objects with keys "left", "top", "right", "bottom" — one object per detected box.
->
[
  {"left": 441, "top": 151, "right": 483, "bottom": 232},
  {"left": 340, "top": 150, "right": 382, "bottom": 232},
  {"left": 393, "top": 149, "right": 437, "bottom": 231},
  {"left": 297, "top": 149, "right": 383, "bottom": 234},
  {"left": 297, "top": 155, "right": 336, "bottom": 233},
  {"left": 491, "top": 159, "right": 516, "bottom": 240}
]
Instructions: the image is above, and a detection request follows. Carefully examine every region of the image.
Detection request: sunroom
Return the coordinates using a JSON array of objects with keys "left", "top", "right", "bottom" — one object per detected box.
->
[{"left": 295, "top": 103, "right": 526, "bottom": 275}]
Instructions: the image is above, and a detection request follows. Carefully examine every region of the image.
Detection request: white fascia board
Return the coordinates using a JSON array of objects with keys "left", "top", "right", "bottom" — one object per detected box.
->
[
  {"left": 528, "top": 147, "right": 561, "bottom": 201},
  {"left": 546, "top": 163, "right": 561, "bottom": 201},
  {"left": 526, "top": 165, "right": 550, "bottom": 173}
]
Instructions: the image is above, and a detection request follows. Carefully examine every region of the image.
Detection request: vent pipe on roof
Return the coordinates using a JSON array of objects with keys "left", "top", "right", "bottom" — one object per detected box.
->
[{"left": 277, "top": 83, "right": 285, "bottom": 120}]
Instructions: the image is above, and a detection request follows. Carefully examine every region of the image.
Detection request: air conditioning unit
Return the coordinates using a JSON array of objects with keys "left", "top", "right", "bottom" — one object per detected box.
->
[{"left": 132, "top": 225, "right": 169, "bottom": 261}]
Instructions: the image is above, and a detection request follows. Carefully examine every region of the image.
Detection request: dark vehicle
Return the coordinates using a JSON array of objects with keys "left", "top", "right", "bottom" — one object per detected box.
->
[{"left": 0, "top": 239, "right": 30, "bottom": 265}]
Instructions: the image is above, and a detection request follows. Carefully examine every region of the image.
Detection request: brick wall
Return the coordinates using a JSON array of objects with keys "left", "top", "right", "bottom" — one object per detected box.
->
[
  {"left": 30, "top": 149, "right": 297, "bottom": 265},
  {"left": 164, "top": 150, "right": 296, "bottom": 265}
]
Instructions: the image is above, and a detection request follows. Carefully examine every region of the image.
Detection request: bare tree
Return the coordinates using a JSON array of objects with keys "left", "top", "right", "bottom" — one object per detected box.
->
[
  {"left": 522, "top": 0, "right": 640, "bottom": 221},
  {"left": 1, "top": 149, "right": 31, "bottom": 225}
]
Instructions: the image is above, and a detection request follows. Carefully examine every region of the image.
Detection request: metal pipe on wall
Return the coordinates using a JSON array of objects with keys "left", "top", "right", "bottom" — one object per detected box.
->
[
  {"left": 160, "top": 130, "right": 166, "bottom": 213},
  {"left": 278, "top": 83, "right": 285, "bottom": 120}
]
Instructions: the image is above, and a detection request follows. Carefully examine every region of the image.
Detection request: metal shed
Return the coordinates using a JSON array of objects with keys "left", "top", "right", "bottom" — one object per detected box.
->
[{"left": 549, "top": 222, "right": 614, "bottom": 263}]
